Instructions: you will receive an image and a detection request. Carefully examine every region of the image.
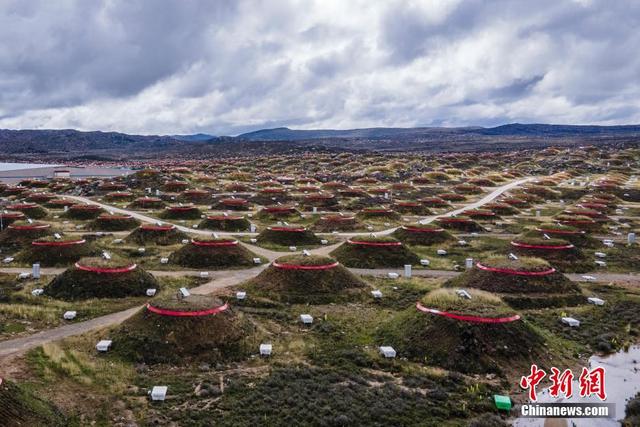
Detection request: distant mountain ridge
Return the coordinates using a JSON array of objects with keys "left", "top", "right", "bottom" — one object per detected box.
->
[
  {"left": 1, "top": 123, "right": 639, "bottom": 160},
  {"left": 238, "top": 123, "right": 640, "bottom": 141}
]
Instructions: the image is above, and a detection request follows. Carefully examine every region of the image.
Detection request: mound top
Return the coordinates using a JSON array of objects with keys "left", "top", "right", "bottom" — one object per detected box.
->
[
  {"left": 44, "top": 257, "right": 158, "bottom": 300},
  {"left": 330, "top": 235, "right": 420, "bottom": 268},
  {"left": 392, "top": 224, "right": 455, "bottom": 245},
  {"left": 170, "top": 238, "right": 257, "bottom": 268},
  {"left": 444, "top": 256, "right": 583, "bottom": 309},
  {"left": 126, "top": 224, "right": 187, "bottom": 245},
  {"left": 199, "top": 215, "right": 250, "bottom": 232},
  {"left": 256, "top": 225, "right": 320, "bottom": 246}
]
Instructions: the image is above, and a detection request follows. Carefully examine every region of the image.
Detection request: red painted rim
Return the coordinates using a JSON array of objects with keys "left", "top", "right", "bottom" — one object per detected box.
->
[
  {"left": 70, "top": 205, "right": 101, "bottom": 210},
  {"left": 8, "top": 204, "right": 38, "bottom": 210},
  {"left": 402, "top": 226, "right": 445, "bottom": 233},
  {"left": 268, "top": 226, "right": 306, "bottom": 232},
  {"left": 8, "top": 224, "right": 50, "bottom": 230},
  {"left": 273, "top": 261, "right": 339, "bottom": 270},
  {"left": 347, "top": 239, "right": 402, "bottom": 246},
  {"left": 32, "top": 239, "right": 86, "bottom": 246},
  {"left": 264, "top": 207, "right": 295, "bottom": 213},
  {"left": 98, "top": 215, "right": 133, "bottom": 220},
  {"left": 416, "top": 302, "right": 521, "bottom": 323},
  {"left": 510, "top": 241, "right": 575, "bottom": 250},
  {"left": 191, "top": 239, "right": 238, "bottom": 246},
  {"left": 75, "top": 262, "right": 137, "bottom": 273},
  {"left": 0, "top": 213, "right": 25, "bottom": 219},
  {"left": 168, "top": 206, "right": 198, "bottom": 212},
  {"left": 146, "top": 302, "right": 229, "bottom": 317},
  {"left": 476, "top": 262, "right": 556, "bottom": 276},
  {"left": 221, "top": 199, "right": 248, "bottom": 205}
]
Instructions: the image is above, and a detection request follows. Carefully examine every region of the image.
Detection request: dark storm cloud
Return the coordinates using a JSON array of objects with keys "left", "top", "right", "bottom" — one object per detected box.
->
[{"left": 0, "top": 0, "right": 638, "bottom": 134}]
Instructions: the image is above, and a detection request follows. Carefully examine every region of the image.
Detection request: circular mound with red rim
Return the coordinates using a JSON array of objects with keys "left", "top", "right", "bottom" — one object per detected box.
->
[
  {"left": 508, "top": 236, "right": 590, "bottom": 272},
  {"left": 257, "top": 225, "right": 321, "bottom": 246},
  {"left": 377, "top": 288, "right": 548, "bottom": 374},
  {"left": 65, "top": 204, "right": 104, "bottom": 219},
  {"left": 357, "top": 207, "right": 400, "bottom": 219},
  {"left": 330, "top": 235, "right": 420, "bottom": 268},
  {"left": 245, "top": 255, "right": 367, "bottom": 303},
  {"left": 19, "top": 237, "right": 93, "bottom": 266},
  {"left": 170, "top": 238, "right": 258, "bottom": 268},
  {"left": 392, "top": 224, "right": 454, "bottom": 245},
  {"left": 161, "top": 205, "right": 202, "bottom": 219},
  {"left": 112, "top": 294, "right": 252, "bottom": 364},
  {"left": 44, "top": 258, "right": 160, "bottom": 301},
  {"left": 199, "top": 215, "right": 251, "bottom": 232},
  {"left": 126, "top": 224, "right": 187, "bottom": 246},
  {"left": 313, "top": 215, "right": 361, "bottom": 232},
  {"left": 435, "top": 216, "right": 484, "bottom": 232},
  {"left": 443, "top": 255, "right": 583, "bottom": 309},
  {"left": 129, "top": 197, "right": 165, "bottom": 209},
  {"left": 257, "top": 205, "right": 299, "bottom": 219}
]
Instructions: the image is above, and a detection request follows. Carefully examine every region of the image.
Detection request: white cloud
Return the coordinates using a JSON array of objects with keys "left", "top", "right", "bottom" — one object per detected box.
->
[{"left": 0, "top": 0, "right": 638, "bottom": 135}]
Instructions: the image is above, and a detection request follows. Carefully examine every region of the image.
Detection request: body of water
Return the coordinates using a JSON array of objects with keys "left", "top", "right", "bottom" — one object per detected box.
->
[{"left": 0, "top": 162, "right": 62, "bottom": 171}]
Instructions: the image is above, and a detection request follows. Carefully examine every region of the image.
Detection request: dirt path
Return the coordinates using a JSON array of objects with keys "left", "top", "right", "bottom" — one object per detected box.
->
[{"left": 0, "top": 267, "right": 264, "bottom": 359}]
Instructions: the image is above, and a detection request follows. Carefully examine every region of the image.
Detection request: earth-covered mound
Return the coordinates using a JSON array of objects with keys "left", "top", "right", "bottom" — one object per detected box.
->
[
  {"left": 199, "top": 215, "right": 251, "bottom": 231},
  {"left": 0, "top": 221, "right": 52, "bottom": 249},
  {"left": 244, "top": 254, "right": 367, "bottom": 303},
  {"left": 0, "top": 212, "right": 26, "bottom": 230},
  {"left": 330, "top": 235, "right": 420, "bottom": 268},
  {"left": 88, "top": 213, "right": 140, "bottom": 231},
  {"left": 256, "top": 225, "right": 321, "bottom": 246},
  {"left": 169, "top": 238, "right": 257, "bottom": 268},
  {"left": 554, "top": 214, "right": 602, "bottom": 231},
  {"left": 356, "top": 207, "right": 401, "bottom": 220},
  {"left": 376, "top": 289, "right": 546, "bottom": 374},
  {"left": 7, "top": 203, "right": 48, "bottom": 219},
  {"left": 44, "top": 257, "right": 158, "bottom": 300},
  {"left": 0, "top": 378, "right": 67, "bottom": 427},
  {"left": 523, "top": 223, "right": 600, "bottom": 248},
  {"left": 256, "top": 205, "right": 300, "bottom": 220},
  {"left": 160, "top": 205, "right": 203, "bottom": 220},
  {"left": 18, "top": 237, "right": 94, "bottom": 266},
  {"left": 64, "top": 204, "right": 104, "bottom": 220},
  {"left": 313, "top": 215, "right": 362, "bottom": 232},
  {"left": 444, "top": 256, "right": 584, "bottom": 309},
  {"left": 128, "top": 197, "right": 165, "bottom": 209},
  {"left": 392, "top": 224, "right": 455, "bottom": 245},
  {"left": 391, "top": 201, "right": 431, "bottom": 215},
  {"left": 125, "top": 224, "right": 188, "bottom": 246},
  {"left": 112, "top": 294, "right": 253, "bottom": 364},
  {"left": 509, "top": 236, "right": 591, "bottom": 272},
  {"left": 435, "top": 216, "right": 485, "bottom": 232}
]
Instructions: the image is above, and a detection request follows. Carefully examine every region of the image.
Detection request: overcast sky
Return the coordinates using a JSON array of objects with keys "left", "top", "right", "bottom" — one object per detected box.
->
[{"left": 1, "top": 0, "right": 639, "bottom": 135}]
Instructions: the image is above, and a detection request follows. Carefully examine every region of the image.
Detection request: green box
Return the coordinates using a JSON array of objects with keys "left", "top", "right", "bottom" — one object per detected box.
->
[{"left": 493, "top": 394, "right": 512, "bottom": 411}]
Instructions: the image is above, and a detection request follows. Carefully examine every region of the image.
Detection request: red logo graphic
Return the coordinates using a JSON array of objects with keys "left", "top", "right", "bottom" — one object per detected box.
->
[{"left": 520, "top": 365, "right": 606, "bottom": 402}]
